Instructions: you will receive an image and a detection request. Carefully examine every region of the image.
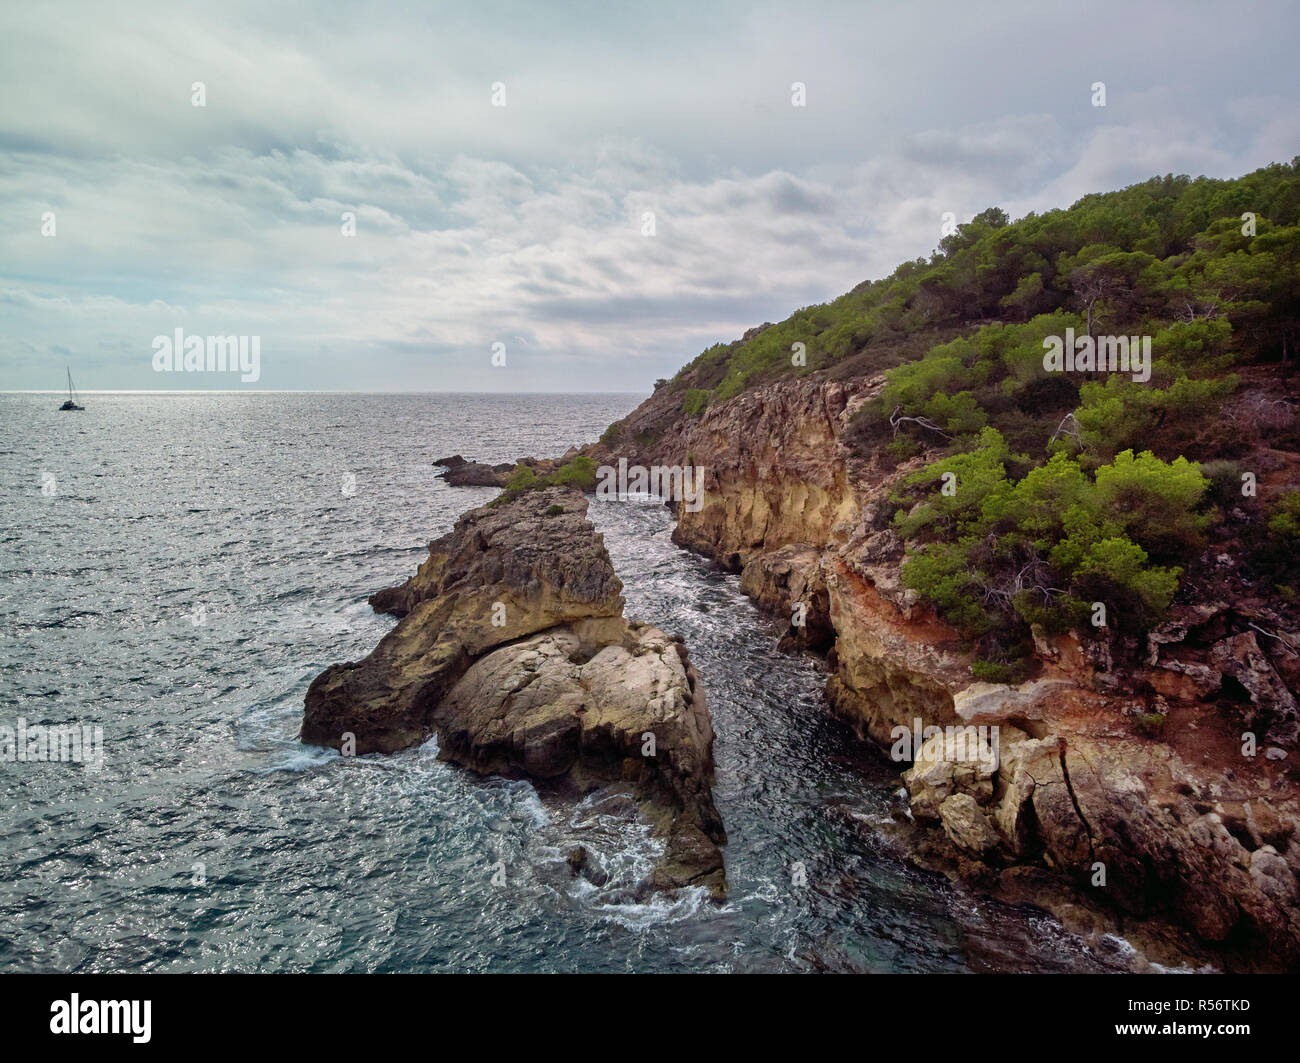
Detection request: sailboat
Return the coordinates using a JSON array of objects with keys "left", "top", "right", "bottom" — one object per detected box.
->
[{"left": 59, "top": 367, "right": 84, "bottom": 411}]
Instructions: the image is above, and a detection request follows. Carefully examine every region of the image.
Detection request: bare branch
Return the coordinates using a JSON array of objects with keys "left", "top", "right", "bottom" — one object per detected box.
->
[
  {"left": 889, "top": 404, "right": 951, "bottom": 439},
  {"left": 1248, "top": 622, "right": 1299, "bottom": 652},
  {"left": 1049, "top": 412, "right": 1082, "bottom": 446}
]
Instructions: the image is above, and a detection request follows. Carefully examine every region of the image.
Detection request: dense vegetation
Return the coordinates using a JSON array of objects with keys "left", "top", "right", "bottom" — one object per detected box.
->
[
  {"left": 672, "top": 162, "right": 1300, "bottom": 399},
  {"left": 663, "top": 160, "right": 1300, "bottom": 664},
  {"left": 491, "top": 455, "right": 598, "bottom": 506}
]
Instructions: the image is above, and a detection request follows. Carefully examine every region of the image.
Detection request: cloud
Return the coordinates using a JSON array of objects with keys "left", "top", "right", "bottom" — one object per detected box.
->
[{"left": 1, "top": 0, "right": 1297, "bottom": 390}]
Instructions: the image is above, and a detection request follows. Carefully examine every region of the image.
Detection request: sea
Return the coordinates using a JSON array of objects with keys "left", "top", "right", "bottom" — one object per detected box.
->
[{"left": 0, "top": 391, "right": 1135, "bottom": 972}]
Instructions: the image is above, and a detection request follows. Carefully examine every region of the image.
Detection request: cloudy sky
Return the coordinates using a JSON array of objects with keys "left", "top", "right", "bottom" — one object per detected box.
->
[{"left": 2, "top": 1, "right": 1298, "bottom": 392}]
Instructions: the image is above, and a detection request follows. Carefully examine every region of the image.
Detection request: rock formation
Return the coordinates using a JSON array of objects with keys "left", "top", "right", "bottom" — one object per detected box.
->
[
  {"left": 434, "top": 454, "right": 514, "bottom": 487},
  {"left": 572, "top": 372, "right": 1300, "bottom": 970},
  {"left": 302, "top": 486, "right": 726, "bottom": 897}
]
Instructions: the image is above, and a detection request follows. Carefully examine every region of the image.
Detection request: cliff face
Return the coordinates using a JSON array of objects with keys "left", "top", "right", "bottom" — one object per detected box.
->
[
  {"left": 302, "top": 487, "right": 726, "bottom": 897},
  {"left": 587, "top": 376, "right": 871, "bottom": 570},
  {"left": 669, "top": 379, "right": 869, "bottom": 569},
  {"left": 588, "top": 375, "right": 1300, "bottom": 970}
]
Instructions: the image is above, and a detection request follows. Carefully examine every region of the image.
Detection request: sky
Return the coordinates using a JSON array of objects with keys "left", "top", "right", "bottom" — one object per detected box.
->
[{"left": 1, "top": 0, "right": 1298, "bottom": 392}]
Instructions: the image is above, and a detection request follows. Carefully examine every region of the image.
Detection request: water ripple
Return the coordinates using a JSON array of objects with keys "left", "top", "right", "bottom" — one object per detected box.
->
[{"left": 0, "top": 392, "right": 1118, "bottom": 972}]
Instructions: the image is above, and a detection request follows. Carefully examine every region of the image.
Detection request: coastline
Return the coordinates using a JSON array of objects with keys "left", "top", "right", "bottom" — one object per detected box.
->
[{"left": 362, "top": 369, "right": 1300, "bottom": 972}]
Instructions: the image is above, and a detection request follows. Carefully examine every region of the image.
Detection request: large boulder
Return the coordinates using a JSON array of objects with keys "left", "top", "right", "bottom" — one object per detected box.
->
[
  {"left": 306, "top": 488, "right": 623, "bottom": 751},
  {"left": 939, "top": 793, "right": 1001, "bottom": 855},
  {"left": 438, "top": 623, "right": 725, "bottom": 896}
]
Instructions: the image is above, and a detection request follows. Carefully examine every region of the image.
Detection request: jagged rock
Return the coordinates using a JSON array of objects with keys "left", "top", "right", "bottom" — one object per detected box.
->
[
  {"left": 1147, "top": 656, "right": 1222, "bottom": 699},
  {"left": 939, "top": 793, "right": 1000, "bottom": 855},
  {"left": 441, "top": 460, "right": 511, "bottom": 487},
  {"left": 1145, "top": 603, "right": 1227, "bottom": 665},
  {"left": 433, "top": 454, "right": 467, "bottom": 468},
  {"left": 367, "top": 488, "right": 621, "bottom": 622},
  {"left": 1209, "top": 632, "right": 1300, "bottom": 746},
  {"left": 824, "top": 557, "right": 970, "bottom": 745},
  {"left": 1251, "top": 846, "right": 1298, "bottom": 906},
  {"left": 977, "top": 729, "right": 1300, "bottom": 959},
  {"left": 738, "top": 544, "right": 833, "bottom": 650},
  {"left": 991, "top": 733, "right": 1058, "bottom": 857},
  {"left": 951, "top": 679, "right": 1072, "bottom": 725},
  {"left": 302, "top": 487, "right": 726, "bottom": 897},
  {"left": 440, "top": 622, "right": 725, "bottom": 897},
  {"left": 1031, "top": 624, "right": 1059, "bottom": 660},
  {"left": 903, "top": 731, "right": 997, "bottom": 821},
  {"left": 663, "top": 377, "right": 872, "bottom": 570},
  {"left": 307, "top": 488, "right": 624, "bottom": 750}
]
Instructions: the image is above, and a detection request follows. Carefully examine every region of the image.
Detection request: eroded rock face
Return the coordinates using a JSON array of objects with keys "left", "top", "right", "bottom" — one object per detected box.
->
[
  {"left": 589, "top": 370, "right": 1300, "bottom": 969},
  {"left": 306, "top": 488, "right": 624, "bottom": 751},
  {"left": 667, "top": 378, "right": 869, "bottom": 570},
  {"left": 1208, "top": 631, "right": 1300, "bottom": 746},
  {"left": 902, "top": 718, "right": 1300, "bottom": 963},
  {"left": 302, "top": 487, "right": 726, "bottom": 896},
  {"left": 438, "top": 623, "right": 725, "bottom": 896},
  {"left": 366, "top": 486, "right": 622, "bottom": 624},
  {"left": 738, "top": 544, "right": 833, "bottom": 651}
]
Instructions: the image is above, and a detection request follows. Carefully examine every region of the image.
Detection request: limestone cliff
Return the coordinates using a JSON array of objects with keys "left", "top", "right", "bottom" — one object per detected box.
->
[{"left": 579, "top": 374, "right": 1300, "bottom": 970}]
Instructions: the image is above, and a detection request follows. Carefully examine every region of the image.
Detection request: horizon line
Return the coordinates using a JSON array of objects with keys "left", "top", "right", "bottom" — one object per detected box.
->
[{"left": 0, "top": 389, "right": 648, "bottom": 395}]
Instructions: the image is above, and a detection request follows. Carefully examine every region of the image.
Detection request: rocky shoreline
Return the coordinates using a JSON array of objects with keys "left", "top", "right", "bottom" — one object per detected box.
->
[
  {"left": 302, "top": 374, "right": 1300, "bottom": 969},
  {"left": 571, "top": 373, "right": 1300, "bottom": 972},
  {"left": 301, "top": 486, "right": 726, "bottom": 898}
]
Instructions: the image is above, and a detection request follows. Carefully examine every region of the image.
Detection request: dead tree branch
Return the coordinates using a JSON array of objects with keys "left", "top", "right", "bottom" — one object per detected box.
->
[{"left": 889, "top": 405, "right": 951, "bottom": 439}]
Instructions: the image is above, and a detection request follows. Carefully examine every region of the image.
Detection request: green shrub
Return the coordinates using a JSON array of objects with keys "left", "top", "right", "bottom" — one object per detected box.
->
[
  {"left": 1269, "top": 490, "right": 1300, "bottom": 540},
  {"left": 1199, "top": 459, "right": 1247, "bottom": 509},
  {"left": 551, "top": 455, "right": 598, "bottom": 491},
  {"left": 970, "top": 658, "right": 1031, "bottom": 684},
  {"left": 1091, "top": 450, "right": 1212, "bottom": 560},
  {"left": 898, "top": 444, "right": 1210, "bottom": 649},
  {"left": 682, "top": 389, "right": 710, "bottom": 417},
  {"left": 505, "top": 465, "right": 537, "bottom": 491}
]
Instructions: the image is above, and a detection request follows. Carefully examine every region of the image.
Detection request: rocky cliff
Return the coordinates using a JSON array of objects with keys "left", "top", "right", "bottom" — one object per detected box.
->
[
  {"left": 302, "top": 486, "right": 726, "bottom": 897},
  {"left": 578, "top": 374, "right": 1300, "bottom": 971}
]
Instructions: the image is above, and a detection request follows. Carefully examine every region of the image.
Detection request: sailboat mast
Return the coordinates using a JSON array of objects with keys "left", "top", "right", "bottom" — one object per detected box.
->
[{"left": 58, "top": 365, "right": 84, "bottom": 410}]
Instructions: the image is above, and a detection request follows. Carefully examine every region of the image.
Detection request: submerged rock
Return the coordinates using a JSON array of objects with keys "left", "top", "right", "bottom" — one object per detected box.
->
[
  {"left": 302, "top": 486, "right": 726, "bottom": 897},
  {"left": 566, "top": 846, "right": 610, "bottom": 887}
]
